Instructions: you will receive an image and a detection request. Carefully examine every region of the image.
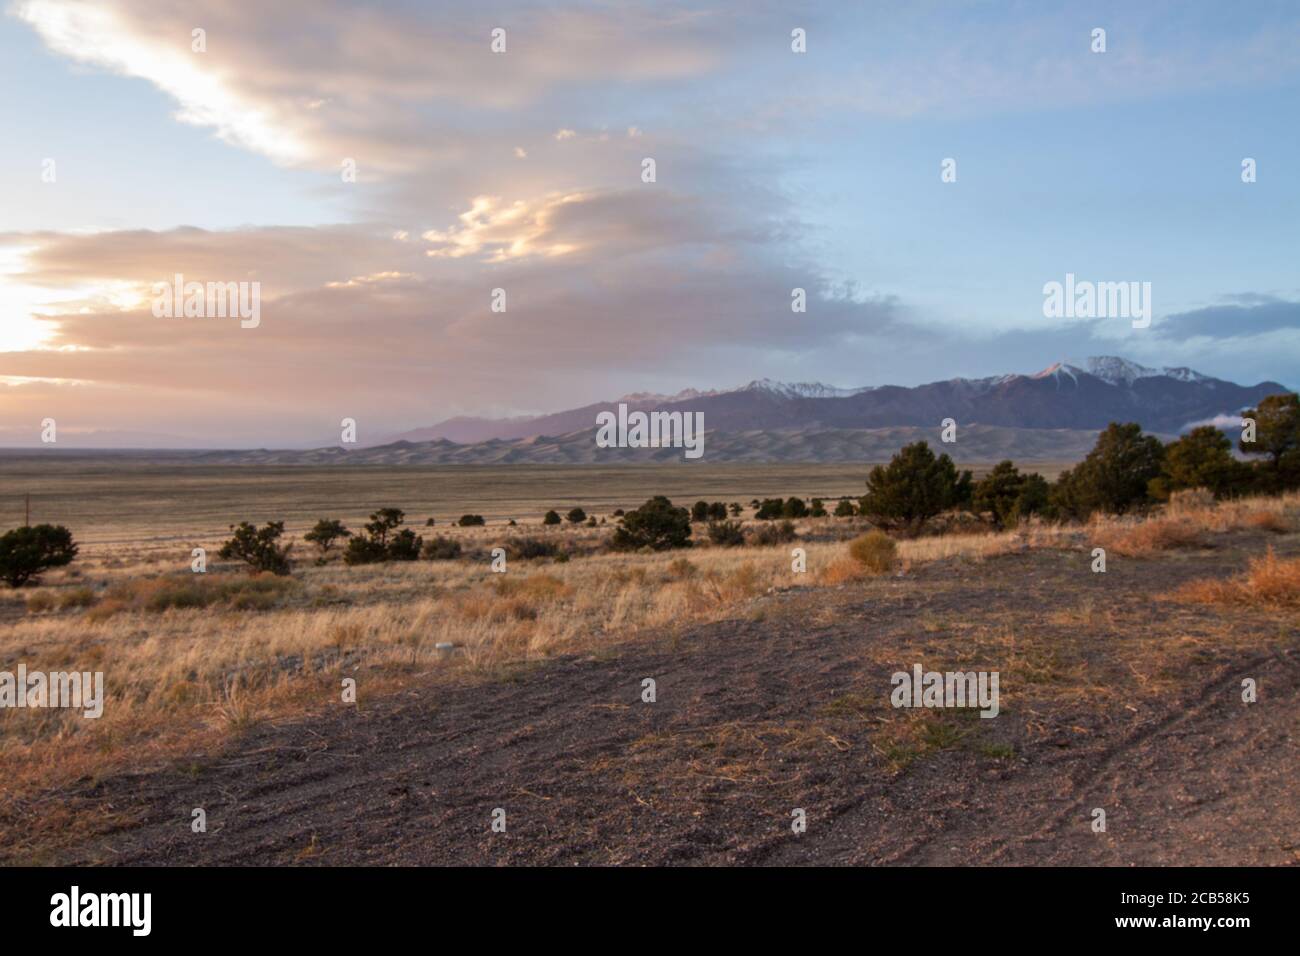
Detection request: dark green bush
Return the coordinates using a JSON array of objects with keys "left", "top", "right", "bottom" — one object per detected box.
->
[
  {"left": 611, "top": 496, "right": 692, "bottom": 551},
  {"left": 706, "top": 519, "right": 746, "bottom": 547},
  {"left": 218, "top": 521, "right": 292, "bottom": 575},
  {"left": 0, "top": 524, "right": 78, "bottom": 587}
]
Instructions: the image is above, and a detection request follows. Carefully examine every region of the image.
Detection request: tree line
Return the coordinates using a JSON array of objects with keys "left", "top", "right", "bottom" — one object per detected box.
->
[{"left": 4, "top": 394, "right": 1294, "bottom": 582}]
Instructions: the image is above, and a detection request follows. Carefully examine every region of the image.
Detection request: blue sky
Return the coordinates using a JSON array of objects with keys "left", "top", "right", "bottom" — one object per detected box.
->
[{"left": 0, "top": 0, "right": 1297, "bottom": 445}]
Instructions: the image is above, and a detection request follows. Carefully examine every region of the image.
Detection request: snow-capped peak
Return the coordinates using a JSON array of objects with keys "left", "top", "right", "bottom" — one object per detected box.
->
[
  {"left": 1082, "top": 356, "right": 1160, "bottom": 386},
  {"left": 740, "top": 379, "right": 868, "bottom": 399},
  {"left": 616, "top": 387, "right": 721, "bottom": 404},
  {"left": 1031, "top": 357, "right": 1215, "bottom": 388},
  {"left": 1032, "top": 361, "right": 1079, "bottom": 383}
]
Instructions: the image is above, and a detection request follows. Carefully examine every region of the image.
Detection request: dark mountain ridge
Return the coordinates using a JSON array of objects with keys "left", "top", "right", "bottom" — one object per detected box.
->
[{"left": 381, "top": 356, "right": 1286, "bottom": 444}]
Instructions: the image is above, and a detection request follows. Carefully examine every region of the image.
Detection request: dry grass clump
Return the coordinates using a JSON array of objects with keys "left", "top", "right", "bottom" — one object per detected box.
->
[
  {"left": 1171, "top": 548, "right": 1300, "bottom": 608},
  {"left": 715, "top": 563, "right": 764, "bottom": 601},
  {"left": 663, "top": 557, "right": 696, "bottom": 580},
  {"left": 1092, "top": 517, "right": 1207, "bottom": 557},
  {"left": 24, "top": 591, "right": 56, "bottom": 613},
  {"left": 492, "top": 572, "right": 572, "bottom": 602},
  {"left": 25, "top": 586, "right": 98, "bottom": 614},
  {"left": 58, "top": 586, "right": 97, "bottom": 609},
  {"left": 1242, "top": 511, "right": 1291, "bottom": 534},
  {"left": 74, "top": 573, "right": 299, "bottom": 621},
  {"left": 1165, "top": 487, "right": 1216, "bottom": 513},
  {"left": 1159, "top": 489, "right": 1298, "bottom": 535},
  {"left": 818, "top": 557, "right": 865, "bottom": 586},
  {"left": 848, "top": 531, "right": 897, "bottom": 573},
  {"left": 896, "top": 531, "right": 1022, "bottom": 562}
]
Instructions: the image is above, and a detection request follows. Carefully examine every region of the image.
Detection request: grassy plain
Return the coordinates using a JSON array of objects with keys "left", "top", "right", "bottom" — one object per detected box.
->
[{"left": 0, "top": 456, "right": 1295, "bottom": 862}]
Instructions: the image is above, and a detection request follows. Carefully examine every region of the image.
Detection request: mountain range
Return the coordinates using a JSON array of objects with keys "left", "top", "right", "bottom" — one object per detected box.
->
[
  {"left": 376, "top": 356, "right": 1285, "bottom": 445},
  {"left": 168, "top": 356, "right": 1288, "bottom": 465}
]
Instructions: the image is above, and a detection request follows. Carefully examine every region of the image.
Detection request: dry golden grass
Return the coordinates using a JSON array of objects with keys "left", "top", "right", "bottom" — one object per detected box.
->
[
  {"left": 2, "top": 487, "right": 1296, "bottom": 802},
  {"left": 1171, "top": 548, "right": 1300, "bottom": 608},
  {"left": 1091, "top": 516, "right": 1207, "bottom": 556},
  {"left": 1243, "top": 510, "right": 1291, "bottom": 534},
  {"left": 1159, "top": 491, "right": 1297, "bottom": 534},
  {"left": 848, "top": 530, "right": 897, "bottom": 573},
  {"left": 1089, "top": 490, "right": 1297, "bottom": 557}
]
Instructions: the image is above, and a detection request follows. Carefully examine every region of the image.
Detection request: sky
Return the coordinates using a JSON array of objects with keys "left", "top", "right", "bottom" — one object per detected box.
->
[{"left": 0, "top": 0, "right": 1297, "bottom": 447}]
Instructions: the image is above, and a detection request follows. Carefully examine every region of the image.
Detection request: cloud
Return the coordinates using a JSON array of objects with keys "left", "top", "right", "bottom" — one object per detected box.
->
[
  {"left": 7, "top": 0, "right": 1297, "bottom": 444},
  {"left": 1155, "top": 297, "right": 1300, "bottom": 340},
  {"left": 769, "top": 2, "right": 1300, "bottom": 121},
  {"left": 0, "top": 194, "right": 901, "bottom": 443},
  {"left": 14, "top": 0, "right": 731, "bottom": 174}
]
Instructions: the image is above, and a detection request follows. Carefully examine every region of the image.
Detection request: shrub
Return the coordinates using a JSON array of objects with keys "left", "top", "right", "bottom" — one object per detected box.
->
[
  {"left": 691, "top": 500, "right": 710, "bottom": 522},
  {"left": 364, "top": 508, "right": 406, "bottom": 543},
  {"left": 344, "top": 509, "right": 420, "bottom": 564},
  {"left": 750, "top": 520, "right": 796, "bottom": 546},
  {"left": 1239, "top": 393, "right": 1300, "bottom": 474},
  {"left": 782, "top": 497, "right": 808, "bottom": 519},
  {"left": 458, "top": 514, "right": 486, "bottom": 527},
  {"left": 754, "top": 498, "right": 787, "bottom": 520},
  {"left": 420, "top": 536, "right": 463, "bottom": 560},
  {"left": 728, "top": 503, "right": 742, "bottom": 517},
  {"left": 708, "top": 502, "right": 728, "bottom": 520},
  {"left": 387, "top": 528, "right": 423, "bottom": 561},
  {"left": 860, "top": 442, "right": 961, "bottom": 532},
  {"left": 304, "top": 518, "right": 350, "bottom": 555},
  {"left": 566, "top": 507, "right": 587, "bottom": 524},
  {"left": 543, "top": 510, "right": 561, "bottom": 525},
  {"left": 972, "top": 461, "right": 1049, "bottom": 529},
  {"left": 706, "top": 519, "right": 746, "bottom": 547},
  {"left": 833, "top": 498, "right": 857, "bottom": 517},
  {"left": 343, "top": 536, "right": 387, "bottom": 565},
  {"left": 952, "top": 469, "right": 974, "bottom": 508},
  {"left": 1051, "top": 423, "right": 1164, "bottom": 519},
  {"left": 848, "top": 530, "right": 897, "bottom": 573},
  {"left": 218, "top": 521, "right": 292, "bottom": 575},
  {"left": 507, "top": 537, "right": 560, "bottom": 560},
  {"left": 1151, "top": 426, "right": 1250, "bottom": 500},
  {"left": 0, "top": 524, "right": 78, "bottom": 587},
  {"left": 809, "top": 498, "right": 828, "bottom": 518},
  {"left": 611, "top": 496, "right": 691, "bottom": 551}
]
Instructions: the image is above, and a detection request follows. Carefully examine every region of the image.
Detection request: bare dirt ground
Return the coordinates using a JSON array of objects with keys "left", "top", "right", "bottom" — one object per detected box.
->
[{"left": 21, "top": 536, "right": 1300, "bottom": 866}]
